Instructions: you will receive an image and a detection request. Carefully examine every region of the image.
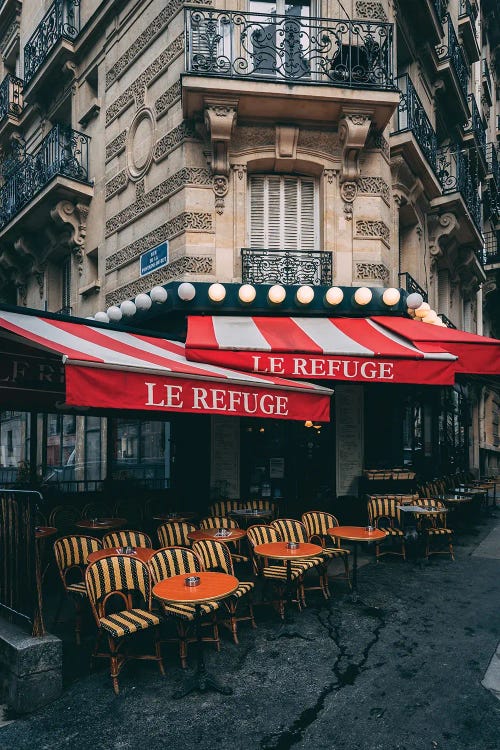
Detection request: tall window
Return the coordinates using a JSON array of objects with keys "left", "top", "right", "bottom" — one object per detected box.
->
[
  {"left": 61, "top": 256, "right": 71, "bottom": 314},
  {"left": 248, "top": 175, "right": 317, "bottom": 248}
]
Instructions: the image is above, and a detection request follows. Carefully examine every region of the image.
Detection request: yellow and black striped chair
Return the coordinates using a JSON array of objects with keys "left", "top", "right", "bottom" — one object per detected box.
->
[
  {"left": 102, "top": 530, "right": 152, "bottom": 549},
  {"left": 81, "top": 502, "right": 113, "bottom": 519},
  {"left": 148, "top": 546, "right": 220, "bottom": 668},
  {"left": 301, "top": 511, "right": 351, "bottom": 590},
  {"left": 157, "top": 521, "right": 195, "bottom": 548},
  {"left": 85, "top": 555, "right": 164, "bottom": 694},
  {"left": 49, "top": 505, "right": 81, "bottom": 535},
  {"left": 243, "top": 499, "right": 278, "bottom": 519},
  {"left": 53, "top": 535, "right": 102, "bottom": 644},
  {"left": 192, "top": 539, "right": 256, "bottom": 643},
  {"left": 208, "top": 500, "right": 242, "bottom": 517},
  {"left": 270, "top": 518, "right": 328, "bottom": 601},
  {"left": 199, "top": 516, "right": 248, "bottom": 564},
  {"left": 414, "top": 498, "right": 454, "bottom": 560},
  {"left": 367, "top": 497, "right": 406, "bottom": 561}
]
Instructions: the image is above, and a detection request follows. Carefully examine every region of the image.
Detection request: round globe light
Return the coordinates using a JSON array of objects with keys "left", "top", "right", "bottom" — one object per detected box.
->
[
  {"left": 94, "top": 311, "right": 110, "bottom": 323},
  {"left": 406, "top": 292, "right": 424, "bottom": 310},
  {"left": 177, "top": 282, "right": 196, "bottom": 301},
  {"left": 422, "top": 310, "right": 438, "bottom": 323},
  {"left": 354, "top": 287, "right": 373, "bottom": 306},
  {"left": 238, "top": 284, "right": 256, "bottom": 304},
  {"left": 135, "top": 293, "right": 152, "bottom": 311},
  {"left": 268, "top": 285, "right": 286, "bottom": 304},
  {"left": 382, "top": 288, "right": 401, "bottom": 306},
  {"left": 414, "top": 302, "right": 431, "bottom": 318},
  {"left": 325, "top": 286, "right": 344, "bottom": 306},
  {"left": 107, "top": 305, "right": 123, "bottom": 322},
  {"left": 120, "top": 300, "right": 137, "bottom": 317},
  {"left": 296, "top": 285, "right": 314, "bottom": 305},
  {"left": 150, "top": 286, "right": 168, "bottom": 304},
  {"left": 208, "top": 283, "right": 226, "bottom": 303}
]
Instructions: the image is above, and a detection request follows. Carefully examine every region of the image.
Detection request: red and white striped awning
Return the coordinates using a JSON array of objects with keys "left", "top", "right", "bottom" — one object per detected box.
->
[
  {"left": 186, "top": 315, "right": 499, "bottom": 385},
  {"left": 0, "top": 310, "right": 332, "bottom": 421}
]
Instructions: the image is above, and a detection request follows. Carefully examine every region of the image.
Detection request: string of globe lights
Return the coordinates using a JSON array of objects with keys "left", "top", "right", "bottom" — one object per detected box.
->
[{"left": 93, "top": 283, "right": 446, "bottom": 326}]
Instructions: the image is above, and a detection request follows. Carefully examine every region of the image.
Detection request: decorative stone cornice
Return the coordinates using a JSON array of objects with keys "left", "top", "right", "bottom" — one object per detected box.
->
[
  {"left": 155, "top": 80, "right": 181, "bottom": 120},
  {"left": 338, "top": 110, "right": 373, "bottom": 181},
  {"left": 105, "top": 131, "right": 127, "bottom": 163}
]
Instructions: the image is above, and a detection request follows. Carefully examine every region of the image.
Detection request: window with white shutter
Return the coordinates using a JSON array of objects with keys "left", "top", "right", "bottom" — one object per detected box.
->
[{"left": 248, "top": 174, "right": 318, "bottom": 249}]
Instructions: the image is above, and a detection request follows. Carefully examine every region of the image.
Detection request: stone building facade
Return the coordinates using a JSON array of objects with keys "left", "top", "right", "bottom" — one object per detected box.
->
[{"left": 0, "top": 0, "right": 498, "bottom": 483}]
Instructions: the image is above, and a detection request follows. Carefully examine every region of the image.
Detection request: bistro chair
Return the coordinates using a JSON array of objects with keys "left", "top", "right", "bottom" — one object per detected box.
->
[
  {"left": 208, "top": 499, "right": 242, "bottom": 517},
  {"left": 244, "top": 499, "right": 278, "bottom": 518},
  {"left": 49, "top": 505, "right": 81, "bottom": 535},
  {"left": 367, "top": 497, "right": 406, "bottom": 561},
  {"left": 157, "top": 521, "right": 195, "bottom": 548},
  {"left": 199, "top": 516, "right": 248, "bottom": 564},
  {"left": 102, "top": 530, "right": 152, "bottom": 549},
  {"left": 81, "top": 502, "right": 113, "bottom": 519},
  {"left": 192, "top": 539, "right": 256, "bottom": 643},
  {"left": 301, "top": 511, "right": 351, "bottom": 589},
  {"left": 148, "top": 546, "right": 220, "bottom": 668},
  {"left": 53, "top": 535, "right": 102, "bottom": 644},
  {"left": 414, "top": 498, "right": 454, "bottom": 560},
  {"left": 85, "top": 555, "right": 164, "bottom": 694},
  {"left": 270, "top": 519, "right": 328, "bottom": 600}
]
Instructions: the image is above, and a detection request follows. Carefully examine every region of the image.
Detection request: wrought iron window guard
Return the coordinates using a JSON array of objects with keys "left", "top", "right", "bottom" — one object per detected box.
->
[
  {"left": 24, "top": 0, "right": 81, "bottom": 85},
  {"left": 464, "top": 94, "right": 486, "bottom": 156},
  {"left": 0, "top": 124, "right": 91, "bottom": 230},
  {"left": 241, "top": 248, "right": 332, "bottom": 286},
  {"left": 0, "top": 74, "right": 23, "bottom": 121},
  {"left": 394, "top": 74, "right": 437, "bottom": 173},
  {"left": 398, "top": 272, "right": 428, "bottom": 303},
  {"left": 483, "top": 184, "right": 500, "bottom": 226},
  {"left": 459, "top": 0, "right": 478, "bottom": 21},
  {"left": 483, "top": 231, "right": 500, "bottom": 265},
  {"left": 486, "top": 143, "right": 499, "bottom": 184},
  {"left": 432, "top": 0, "right": 447, "bottom": 21},
  {"left": 185, "top": 8, "right": 395, "bottom": 90},
  {"left": 438, "top": 313, "right": 457, "bottom": 329},
  {"left": 436, "top": 144, "right": 481, "bottom": 230},
  {"left": 435, "top": 15, "right": 469, "bottom": 100}
]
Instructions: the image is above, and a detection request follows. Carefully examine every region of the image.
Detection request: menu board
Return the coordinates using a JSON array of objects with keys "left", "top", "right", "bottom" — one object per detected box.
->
[
  {"left": 336, "top": 384, "right": 364, "bottom": 496},
  {"left": 210, "top": 416, "right": 240, "bottom": 498}
]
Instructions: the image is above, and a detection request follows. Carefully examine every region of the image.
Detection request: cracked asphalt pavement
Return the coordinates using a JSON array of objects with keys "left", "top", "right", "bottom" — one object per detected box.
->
[{"left": 1, "top": 514, "right": 499, "bottom": 750}]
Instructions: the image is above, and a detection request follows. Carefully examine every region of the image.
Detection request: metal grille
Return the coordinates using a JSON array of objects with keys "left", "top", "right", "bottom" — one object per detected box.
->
[
  {"left": 436, "top": 145, "right": 481, "bottom": 230},
  {"left": 241, "top": 248, "right": 332, "bottom": 285},
  {"left": 483, "top": 232, "right": 500, "bottom": 265},
  {"left": 394, "top": 74, "right": 437, "bottom": 173},
  {"left": 0, "top": 74, "right": 23, "bottom": 120},
  {"left": 436, "top": 15, "right": 469, "bottom": 99},
  {"left": 464, "top": 94, "right": 486, "bottom": 156},
  {"left": 398, "top": 272, "right": 428, "bottom": 303},
  {"left": 24, "top": 0, "right": 81, "bottom": 85}
]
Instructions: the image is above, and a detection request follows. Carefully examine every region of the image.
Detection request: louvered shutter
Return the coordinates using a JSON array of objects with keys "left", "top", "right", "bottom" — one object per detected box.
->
[{"left": 249, "top": 175, "right": 317, "bottom": 249}]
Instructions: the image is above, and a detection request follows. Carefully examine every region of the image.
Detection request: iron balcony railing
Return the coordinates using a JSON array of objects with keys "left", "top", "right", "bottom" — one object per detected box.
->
[
  {"left": 394, "top": 74, "right": 437, "bottom": 173},
  {"left": 241, "top": 248, "right": 333, "bottom": 285},
  {"left": 0, "top": 124, "right": 90, "bottom": 230},
  {"left": 24, "top": 0, "right": 81, "bottom": 85},
  {"left": 486, "top": 143, "right": 499, "bottom": 184},
  {"left": 436, "top": 145, "right": 481, "bottom": 230},
  {"left": 438, "top": 313, "right": 457, "bottom": 329},
  {"left": 459, "top": 0, "right": 478, "bottom": 21},
  {"left": 482, "top": 59, "right": 492, "bottom": 94},
  {"left": 435, "top": 15, "right": 469, "bottom": 100},
  {"left": 483, "top": 184, "right": 500, "bottom": 225},
  {"left": 483, "top": 231, "right": 500, "bottom": 265},
  {"left": 0, "top": 74, "right": 23, "bottom": 121},
  {"left": 464, "top": 93, "right": 486, "bottom": 156},
  {"left": 398, "top": 272, "right": 428, "bottom": 303},
  {"left": 185, "top": 8, "right": 395, "bottom": 90},
  {"left": 432, "top": 0, "right": 446, "bottom": 20}
]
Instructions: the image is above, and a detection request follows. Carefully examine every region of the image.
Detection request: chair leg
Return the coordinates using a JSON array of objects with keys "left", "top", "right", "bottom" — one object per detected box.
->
[
  {"left": 176, "top": 621, "right": 188, "bottom": 669},
  {"left": 74, "top": 598, "right": 83, "bottom": 646},
  {"left": 53, "top": 588, "right": 66, "bottom": 626},
  {"left": 401, "top": 541, "right": 406, "bottom": 562},
  {"left": 108, "top": 635, "right": 120, "bottom": 695},
  {"left": 376, "top": 543, "right": 380, "bottom": 562},
  {"left": 343, "top": 554, "right": 352, "bottom": 590},
  {"left": 154, "top": 628, "right": 165, "bottom": 676},
  {"left": 449, "top": 537, "right": 455, "bottom": 561},
  {"left": 249, "top": 600, "right": 257, "bottom": 629}
]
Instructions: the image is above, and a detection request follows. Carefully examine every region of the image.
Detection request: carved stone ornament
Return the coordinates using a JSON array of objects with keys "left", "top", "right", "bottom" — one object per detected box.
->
[
  {"left": 232, "top": 164, "right": 247, "bottom": 181},
  {"left": 50, "top": 201, "right": 89, "bottom": 273},
  {"left": 355, "top": 262, "right": 390, "bottom": 281},
  {"left": 338, "top": 112, "right": 372, "bottom": 181},
  {"left": 355, "top": 2, "right": 388, "bottom": 21},
  {"left": 340, "top": 181, "right": 357, "bottom": 220},
  {"left": 428, "top": 212, "right": 459, "bottom": 259},
  {"left": 204, "top": 100, "right": 238, "bottom": 176},
  {"left": 213, "top": 175, "right": 229, "bottom": 215}
]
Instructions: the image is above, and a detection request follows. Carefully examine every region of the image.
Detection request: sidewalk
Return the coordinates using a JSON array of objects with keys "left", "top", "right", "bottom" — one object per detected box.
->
[{"left": 0, "top": 514, "right": 499, "bottom": 750}]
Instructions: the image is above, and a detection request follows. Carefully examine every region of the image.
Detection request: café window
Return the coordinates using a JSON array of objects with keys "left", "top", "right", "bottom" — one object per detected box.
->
[
  {"left": 112, "top": 418, "right": 171, "bottom": 488},
  {"left": 0, "top": 411, "right": 30, "bottom": 483}
]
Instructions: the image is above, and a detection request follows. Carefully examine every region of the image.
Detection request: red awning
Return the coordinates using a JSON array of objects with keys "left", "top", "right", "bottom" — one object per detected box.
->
[
  {"left": 0, "top": 310, "right": 332, "bottom": 421},
  {"left": 185, "top": 315, "right": 499, "bottom": 385}
]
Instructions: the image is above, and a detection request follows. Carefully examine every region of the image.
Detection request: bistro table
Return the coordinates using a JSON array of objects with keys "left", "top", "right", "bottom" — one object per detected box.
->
[
  {"left": 76, "top": 517, "right": 127, "bottom": 532},
  {"left": 35, "top": 526, "right": 58, "bottom": 584},
  {"left": 229, "top": 508, "right": 274, "bottom": 527},
  {"left": 152, "top": 511, "right": 197, "bottom": 523},
  {"left": 153, "top": 571, "right": 238, "bottom": 698},
  {"left": 327, "top": 526, "right": 386, "bottom": 601},
  {"left": 188, "top": 528, "right": 246, "bottom": 543},
  {"left": 253, "top": 540, "right": 322, "bottom": 638},
  {"left": 87, "top": 547, "right": 156, "bottom": 565}
]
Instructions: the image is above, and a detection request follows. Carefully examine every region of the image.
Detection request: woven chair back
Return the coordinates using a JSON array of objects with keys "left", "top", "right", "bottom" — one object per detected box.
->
[
  {"left": 301, "top": 511, "right": 339, "bottom": 539},
  {"left": 367, "top": 497, "right": 402, "bottom": 526},
  {"left": 157, "top": 522, "right": 195, "bottom": 548},
  {"left": 54, "top": 535, "right": 102, "bottom": 572},
  {"left": 86, "top": 555, "right": 151, "bottom": 610},
  {"left": 199, "top": 516, "right": 238, "bottom": 530},
  {"left": 208, "top": 500, "right": 241, "bottom": 517},
  {"left": 49, "top": 505, "right": 81, "bottom": 532},
  {"left": 102, "top": 530, "right": 152, "bottom": 549},
  {"left": 246, "top": 524, "right": 281, "bottom": 548},
  {"left": 192, "top": 539, "right": 234, "bottom": 575},
  {"left": 148, "top": 547, "right": 201, "bottom": 585},
  {"left": 270, "top": 518, "right": 308, "bottom": 543}
]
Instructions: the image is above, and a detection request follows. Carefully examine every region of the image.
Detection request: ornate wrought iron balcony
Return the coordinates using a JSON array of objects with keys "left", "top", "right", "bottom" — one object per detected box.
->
[
  {"left": 486, "top": 143, "right": 499, "bottom": 185},
  {"left": 435, "top": 15, "right": 469, "bottom": 100},
  {"left": 483, "top": 184, "right": 500, "bottom": 226},
  {"left": 459, "top": 0, "right": 477, "bottom": 21},
  {"left": 483, "top": 231, "right": 500, "bottom": 265},
  {"left": 0, "top": 74, "right": 23, "bottom": 121},
  {"left": 241, "top": 248, "right": 332, "bottom": 286},
  {"left": 398, "top": 272, "right": 428, "bottom": 303},
  {"left": 482, "top": 59, "right": 493, "bottom": 105},
  {"left": 0, "top": 124, "right": 90, "bottom": 230},
  {"left": 436, "top": 145, "right": 481, "bottom": 230},
  {"left": 463, "top": 93, "right": 486, "bottom": 157},
  {"left": 432, "top": 0, "right": 446, "bottom": 19},
  {"left": 438, "top": 313, "right": 457, "bottom": 329},
  {"left": 394, "top": 74, "right": 437, "bottom": 173},
  {"left": 24, "top": 0, "right": 80, "bottom": 85},
  {"left": 185, "top": 9, "right": 394, "bottom": 90}
]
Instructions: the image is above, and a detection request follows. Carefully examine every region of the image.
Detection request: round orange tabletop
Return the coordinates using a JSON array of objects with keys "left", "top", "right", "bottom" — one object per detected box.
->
[
  {"left": 188, "top": 528, "right": 246, "bottom": 543},
  {"left": 76, "top": 517, "right": 127, "bottom": 531},
  {"left": 327, "top": 526, "right": 387, "bottom": 543},
  {"left": 253, "top": 541, "right": 322, "bottom": 560},
  {"left": 87, "top": 547, "right": 155, "bottom": 565},
  {"left": 153, "top": 571, "right": 238, "bottom": 604},
  {"left": 153, "top": 512, "right": 197, "bottom": 523},
  {"left": 35, "top": 526, "right": 57, "bottom": 540}
]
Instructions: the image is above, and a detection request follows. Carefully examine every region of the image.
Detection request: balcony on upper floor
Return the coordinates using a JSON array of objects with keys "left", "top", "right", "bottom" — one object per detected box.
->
[
  {"left": 398, "top": 272, "right": 428, "bottom": 303},
  {"left": 483, "top": 182, "right": 500, "bottom": 228},
  {"left": 433, "top": 14, "right": 470, "bottom": 125},
  {"left": 462, "top": 93, "right": 487, "bottom": 175},
  {"left": 0, "top": 74, "right": 23, "bottom": 141},
  {"left": 23, "top": 0, "right": 80, "bottom": 100},
  {"left": 397, "top": 0, "right": 444, "bottom": 47},
  {"left": 458, "top": 0, "right": 480, "bottom": 63},
  {"left": 0, "top": 0, "right": 21, "bottom": 26},
  {"left": 486, "top": 143, "right": 499, "bottom": 188},
  {"left": 482, "top": 59, "right": 493, "bottom": 107},
  {"left": 438, "top": 313, "right": 457, "bottom": 329},
  {"left": 433, "top": 144, "right": 482, "bottom": 246},
  {"left": 390, "top": 74, "right": 441, "bottom": 199},
  {"left": 0, "top": 123, "right": 92, "bottom": 241},
  {"left": 483, "top": 231, "right": 500, "bottom": 268},
  {"left": 241, "top": 248, "right": 332, "bottom": 286},
  {"left": 183, "top": 7, "right": 399, "bottom": 130}
]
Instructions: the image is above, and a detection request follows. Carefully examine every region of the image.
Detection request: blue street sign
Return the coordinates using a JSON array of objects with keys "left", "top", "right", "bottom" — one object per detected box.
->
[{"left": 140, "top": 242, "right": 168, "bottom": 277}]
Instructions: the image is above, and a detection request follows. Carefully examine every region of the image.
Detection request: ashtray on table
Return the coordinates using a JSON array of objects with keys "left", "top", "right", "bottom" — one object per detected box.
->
[
  {"left": 185, "top": 576, "right": 201, "bottom": 587},
  {"left": 214, "top": 529, "right": 232, "bottom": 538},
  {"left": 286, "top": 541, "right": 300, "bottom": 550},
  {"left": 118, "top": 546, "right": 136, "bottom": 554}
]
